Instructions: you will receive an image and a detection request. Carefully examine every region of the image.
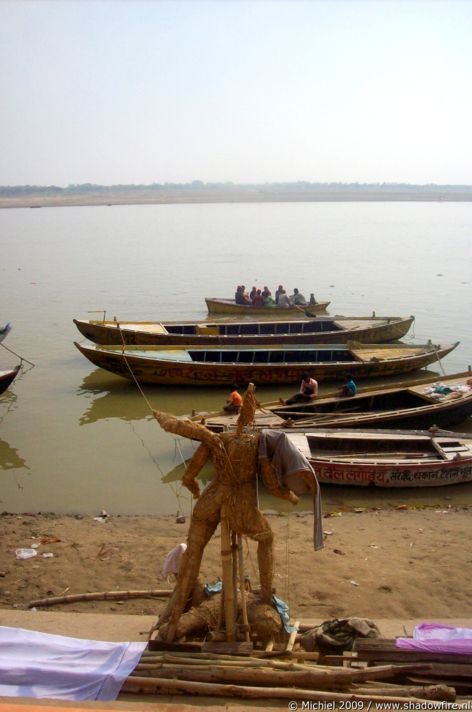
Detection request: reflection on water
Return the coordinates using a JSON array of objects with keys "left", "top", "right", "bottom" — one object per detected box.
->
[
  {"left": 0, "top": 438, "right": 29, "bottom": 471},
  {"left": 77, "top": 368, "right": 246, "bottom": 424}
]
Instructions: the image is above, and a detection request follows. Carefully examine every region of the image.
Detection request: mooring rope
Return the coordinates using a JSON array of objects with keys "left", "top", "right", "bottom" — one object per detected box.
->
[
  {"left": 0, "top": 342, "right": 35, "bottom": 370},
  {"left": 112, "top": 325, "right": 190, "bottom": 515},
  {"left": 115, "top": 328, "right": 155, "bottom": 413}
]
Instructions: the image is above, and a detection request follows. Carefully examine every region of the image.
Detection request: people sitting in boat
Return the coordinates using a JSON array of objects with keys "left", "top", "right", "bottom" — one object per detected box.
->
[
  {"left": 252, "top": 289, "right": 264, "bottom": 306},
  {"left": 235, "top": 285, "right": 251, "bottom": 305},
  {"left": 284, "top": 373, "right": 319, "bottom": 405},
  {"left": 341, "top": 375, "right": 357, "bottom": 397},
  {"left": 309, "top": 293, "right": 317, "bottom": 306},
  {"left": 263, "top": 293, "right": 275, "bottom": 306},
  {"left": 278, "top": 289, "right": 291, "bottom": 308},
  {"left": 290, "top": 288, "right": 307, "bottom": 306},
  {"left": 223, "top": 384, "right": 243, "bottom": 413},
  {"left": 275, "top": 285, "right": 284, "bottom": 305},
  {"left": 262, "top": 286, "right": 271, "bottom": 299},
  {"left": 249, "top": 286, "right": 257, "bottom": 301}
]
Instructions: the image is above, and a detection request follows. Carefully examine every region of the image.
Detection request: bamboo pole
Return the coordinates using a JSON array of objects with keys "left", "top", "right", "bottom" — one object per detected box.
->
[
  {"left": 353, "top": 684, "right": 455, "bottom": 702},
  {"left": 220, "top": 518, "right": 235, "bottom": 641},
  {"left": 237, "top": 533, "right": 250, "bottom": 643},
  {"left": 129, "top": 664, "right": 356, "bottom": 689},
  {"left": 231, "top": 530, "right": 238, "bottom": 635},
  {"left": 28, "top": 589, "right": 173, "bottom": 608},
  {"left": 122, "top": 675, "right": 459, "bottom": 706},
  {"left": 130, "top": 666, "right": 456, "bottom": 700}
]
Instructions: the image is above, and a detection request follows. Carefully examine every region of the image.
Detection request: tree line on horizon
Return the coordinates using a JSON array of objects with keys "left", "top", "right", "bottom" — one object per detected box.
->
[{"left": 1, "top": 181, "right": 472, "bottom": 197}]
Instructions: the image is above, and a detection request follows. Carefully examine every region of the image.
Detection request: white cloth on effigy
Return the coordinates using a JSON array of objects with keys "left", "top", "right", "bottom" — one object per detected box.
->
[
  {"left": 0, "top": 626, "right": 146, "bottom": 700},
  {"left": 258, "top": 429, "right": 324, "bottom": 550}
]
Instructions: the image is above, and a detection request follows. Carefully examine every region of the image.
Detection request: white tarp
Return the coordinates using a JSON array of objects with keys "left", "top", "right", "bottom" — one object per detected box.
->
[{"left": 0, "top": 626, "right": 146, "bottom": 700}]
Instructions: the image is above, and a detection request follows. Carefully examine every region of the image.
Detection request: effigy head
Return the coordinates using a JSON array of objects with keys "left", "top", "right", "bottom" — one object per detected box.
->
[{"left": 236, "top": 382, "right": 257, "bottom": 434}]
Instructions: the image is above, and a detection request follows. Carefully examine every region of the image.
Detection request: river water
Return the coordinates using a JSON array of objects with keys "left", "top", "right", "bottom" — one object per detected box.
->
[{"left": 1, "top": 201, "right": 472, "bottom": 515}]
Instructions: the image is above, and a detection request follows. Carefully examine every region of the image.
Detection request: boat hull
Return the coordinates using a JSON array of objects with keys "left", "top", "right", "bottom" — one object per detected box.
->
[
  {"left": 0, "top": 365, "right": 20, "bottom": 395},
  {"left": 73, "top": 315, "right": 414, "bottom": 346},
  {"left": 313, "top": 457, "right": 472, "bottom": 487},
  {"left": 73, "top": 341, "right": 458, "bottom": 386},
  {"left": 205, "top": 297, "right": 330, "bottom": 315},
  {"left": 199, "top": 372, "right": 472, "bottom": 432},
  {"left": 287, "top": 429, "right": 472, "bottom": 488}
]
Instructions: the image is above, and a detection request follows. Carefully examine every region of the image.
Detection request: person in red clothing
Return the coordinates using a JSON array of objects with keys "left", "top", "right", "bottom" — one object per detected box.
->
[
  {"left": 223, "top": 384, "right": 243, "bottom": 413},
  {"left": 252, "top": 289, "right": 264, "bottom": 306}
]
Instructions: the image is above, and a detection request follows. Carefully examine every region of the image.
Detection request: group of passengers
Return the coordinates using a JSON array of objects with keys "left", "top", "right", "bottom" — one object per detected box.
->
[
  {"left": 234, "top": 284, "right": 317, "bottom": 308},
  {"left": 224, "top": 374, "right": 358, "bottom": 413}
]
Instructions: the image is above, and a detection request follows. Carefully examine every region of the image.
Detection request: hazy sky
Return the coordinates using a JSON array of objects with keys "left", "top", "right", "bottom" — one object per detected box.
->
[{"left": 1, "top": 0, "right": 472, "bottom": 186}]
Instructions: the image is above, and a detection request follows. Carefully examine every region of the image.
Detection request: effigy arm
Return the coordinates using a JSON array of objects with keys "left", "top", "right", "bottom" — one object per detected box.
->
[
  {"left": 182, "top": 443, "right": 211, "bottom": 498},
  {"left": 154, "top": 409, "right": 233, "bottom": 476},
  {"left": 153, "top": 410, "right": 217, "bottom": 444},
  {"left": 259, "top": 457, "right": 299, "bottom": 505}
]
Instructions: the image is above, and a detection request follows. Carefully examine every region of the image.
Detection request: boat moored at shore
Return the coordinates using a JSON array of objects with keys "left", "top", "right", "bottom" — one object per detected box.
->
[
  {"left": 285, "top": 428, "right": 472, "bottom": 487},
  {"left": 74, "top": 340, "right": 458, "bottom": 386},
  {"left": 198, "top": 371, "right": 472, "bottom": 432},
  {"left": 73, "top": 314, "right": 414, "bottom": 347}
]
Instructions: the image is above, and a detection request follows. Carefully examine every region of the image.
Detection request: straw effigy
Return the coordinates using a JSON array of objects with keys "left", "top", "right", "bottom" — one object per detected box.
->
[{"left": 151, "top": 383, "right": 302, "bottom": 644}]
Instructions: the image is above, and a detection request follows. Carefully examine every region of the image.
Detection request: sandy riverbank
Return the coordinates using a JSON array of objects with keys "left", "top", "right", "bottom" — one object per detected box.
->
[
  {"left": 1, "top": 506, "right": 470, "bottom": 625},
  {"left": 2, "top": 189, "right": 472, "bottom": 209}
]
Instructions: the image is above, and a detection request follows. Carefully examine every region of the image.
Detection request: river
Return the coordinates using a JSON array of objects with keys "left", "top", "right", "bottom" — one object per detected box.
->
[{"left": 1, "top": 201, "right": 472, "bottom": 515}]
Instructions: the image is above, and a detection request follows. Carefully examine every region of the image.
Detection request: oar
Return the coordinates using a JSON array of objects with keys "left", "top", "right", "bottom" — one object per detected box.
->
[{"left": 292, "top": 303, "right": 317, "bottom": 318}]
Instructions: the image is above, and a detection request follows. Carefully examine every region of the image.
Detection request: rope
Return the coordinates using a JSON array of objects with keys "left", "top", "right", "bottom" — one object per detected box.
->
[
  {"left": 435, "top": 352, "right": 447, "bottom": 376},
  {"left": 0, "top": 343, "right": 35, "bottom": 369},
  {"left": 111, "top": 325, "right": 192, "bottom": 516},
  {"left": 115, "top": 326, "right": 155, "bottom": 412}
]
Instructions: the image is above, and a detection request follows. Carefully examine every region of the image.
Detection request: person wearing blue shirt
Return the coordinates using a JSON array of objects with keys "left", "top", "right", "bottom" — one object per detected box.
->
[{"left": 341, "top": 375, "right": 357, "bottom": 397}]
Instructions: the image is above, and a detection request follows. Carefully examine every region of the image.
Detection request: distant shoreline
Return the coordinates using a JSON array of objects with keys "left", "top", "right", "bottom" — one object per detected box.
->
[{"left": 2, "top": 189, "right": 472, "bottom": 209}]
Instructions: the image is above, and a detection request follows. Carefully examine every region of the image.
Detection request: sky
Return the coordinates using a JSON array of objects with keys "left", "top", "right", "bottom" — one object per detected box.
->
[{"left": 1, "top": 0, "right": 472, "bottom": 186}]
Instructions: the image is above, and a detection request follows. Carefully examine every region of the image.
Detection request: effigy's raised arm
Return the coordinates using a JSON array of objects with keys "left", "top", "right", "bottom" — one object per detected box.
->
[
  {"left": 153, "top": 410, "right": 218, "bottom": 446},
  {"left": 153, "top": 409, "right": 233, "bottom": 484}
]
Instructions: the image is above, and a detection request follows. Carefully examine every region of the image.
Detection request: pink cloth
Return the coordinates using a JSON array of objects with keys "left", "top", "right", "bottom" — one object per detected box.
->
[
  {"left": 161, "top": 542, "right": 187, "bottom": 577},
  {"left": 396, "top": 623, "right": 472, "bottom": 654}
]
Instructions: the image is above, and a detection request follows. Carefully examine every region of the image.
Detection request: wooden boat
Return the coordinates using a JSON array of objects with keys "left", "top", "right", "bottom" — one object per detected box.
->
[
  {"left": 73, "top": 314, "right": 414, "bottom": 347},
  {"left": 199, "top": 371, "right": 472, "bottom": 432},
  {"left": 73, "top": 340, "right": 458, "bottom": 386},
  {"left": 285, "top": 428, "right": 472, "bottom": 487},
  {"left": 205, "top": 297, "right": 330, "bottom": 316},
  {"left": 0, "top": 365, "right": 20, "bottom": 395},
  {"left": 0, "top": 322, "right": 12, "bottom": 344}
]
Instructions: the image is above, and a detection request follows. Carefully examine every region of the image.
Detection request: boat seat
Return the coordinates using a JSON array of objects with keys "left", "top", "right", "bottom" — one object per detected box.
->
[{"left": 432, "top": 441, "right": 470, "bottom": 460}]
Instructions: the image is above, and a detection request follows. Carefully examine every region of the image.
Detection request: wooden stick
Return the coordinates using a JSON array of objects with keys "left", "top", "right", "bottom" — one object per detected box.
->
[
  {"left": 221, "top": 518, "right": 235, "bottom": 641},
  {"left": 231, "top": 530, "right": 238, "bottom": 635},
  {"left": 122, "top": 675, "right": 458, "bottom": 706},
  {"left": 285, "top": 620, "right": 300, "bottom": 652},
  {"left": 237, "top": 533, "right": 250, "bottom": 643},
  {"left": 27, "top": 589, "right": 173, "bottom": 608},
  {"left": 129, "top": 665, "right": 357, "bottom": 689},
  {"left": 353, "top": 684, "right": 455, "bottom": 702}
]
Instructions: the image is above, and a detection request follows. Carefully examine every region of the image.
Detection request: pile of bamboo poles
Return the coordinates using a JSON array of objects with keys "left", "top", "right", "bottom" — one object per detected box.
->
[{"left": 121, "top": 648, "right": 462, "bottom": 706}]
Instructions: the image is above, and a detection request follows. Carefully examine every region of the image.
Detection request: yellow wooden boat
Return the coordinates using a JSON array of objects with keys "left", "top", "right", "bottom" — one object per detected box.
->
[
  {"left": 73, "top": 314, "right": 414, "bottom": 346},
  {"left": 74, "top": 340, "right": 458, "bottom": 386},
  {"left": 205, "top": 297, "right": 330, "bottom": 315}
]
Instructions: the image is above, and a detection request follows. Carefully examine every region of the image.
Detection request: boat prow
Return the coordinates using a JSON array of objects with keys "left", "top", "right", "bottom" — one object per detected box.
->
[{"left": 0, "top": 364, "right": 21, "bottom": 395}]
